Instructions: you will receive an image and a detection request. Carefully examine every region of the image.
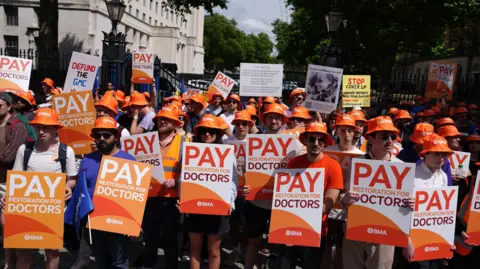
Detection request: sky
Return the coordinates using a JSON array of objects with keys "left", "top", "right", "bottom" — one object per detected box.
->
[{"left": 214, "top": 0, "right": 291, "bottom": 42}]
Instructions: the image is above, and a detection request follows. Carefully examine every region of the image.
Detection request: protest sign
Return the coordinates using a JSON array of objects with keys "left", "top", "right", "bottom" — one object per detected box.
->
[
  {"left": 121, "top": 132, "right": 165, "bottom": 197},
  {"left": 346, "top": 159, "right": 415, "bottom": 247},
  {"left": 245, "top": 134, "right": 301, "bottom": 200},
  {"left": 448, "top": 151, "right": 471, "bottom": 177},
  {"left": 63, "top": 52, "right": 101, "bottom": 92},
  {"left": 425, "top": 61, "right": 457, "bottom": 101},
  {"left": 283, "top": 127, "right": 306, "bottom": 154},
  {"left": 342, "top": 75, "right": 371, "bottom": 107},
  {"left": 89, "top": 156, "right": 152, "bottom": 236},
  {"left": 305, "top": 64, "right": 343, "bottom": 114},
  {"left": 240, "top": 63, "right": 283, "bottom": 97},
  {"left": 465, "top": 173, "right": 480, "bottom": 244},
  {"left": 269, "top": 169, "right": 325, "bottom": 247},
  {"left": 0, "top": 56, "right": 32, "bottom": 93},
  {"left": 410, "top": 187, "right": 458, "bottom": 261},
  {"left": 206, "top": 72, "right": 236, "bottom": 100},
  {"left": 180, "top": 142, "right": 235, "bottom": 215},
  {"left": 392, "top": 142, "right": 403, "bottom": 157},
  {"left": 132, "top": 52, "right": 154, "bottom": 84},
  {"left": 4, "top": 171, "right": 65, "bottom": 249},
  {"left": 53, "top": 91, "right": 95, "bottom": 155},
  {"left": 224, "top": 140, "right": 246, "bottom": 196}
]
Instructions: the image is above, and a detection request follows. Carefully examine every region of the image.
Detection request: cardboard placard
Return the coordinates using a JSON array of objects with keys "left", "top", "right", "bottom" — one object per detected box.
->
[
  {"left": 448, "top": 151, "right": 471, "bottom": 177},
  {"left": 0, "top": 56, "right": 32, "bottom": 94},
  {"left": 425, "top": 61, "right": 457, "bottom": 101},
  {"left": 245, "top": 134, "right": 301, "bottom": 200},
  {"left": 224, "top": 140, "right": 246, "bottom": 193},
  {"left": 346, "top": 159, "right": 415, "bottom": 247},
  {"left": 304, "top": 64, "right": 343, "bottom": 114},
  {"left": 206, "top": 72, "right": 236, "bottom": 100},
  {"left": 240, "top": 63, "right": 283, "bottom": 97},
  {"left": 342, "top": 75, "right": 371, "bottom": 108},
  {"left": 410, "top": 187, "right": 458, "bottom": 261},
  {"left": 180, "top": 143, "right": 234, "bottom": 216},
  {"left": 52, "top": 91, "right": 96, "bottom": 155},
  {"left": 465, "top": 173, "right": 480, "bottom": 244},
  {"left": 63, "top": 52, "right": 101, "bottom": 92},
  {"left": 132, "top": 52, "right": 154, "bottom": 84},
  {"left": 89, "top": 156, "right": 152, "bottom": 236},
  {"left": 4, "top": 171, "right": 65, "bottom": 249},
  {"left": 269, "top": 169, "right": 325, "bottom": 247},
  {"left": 121, "top": 132, "right": 165, "bottom": 197}
]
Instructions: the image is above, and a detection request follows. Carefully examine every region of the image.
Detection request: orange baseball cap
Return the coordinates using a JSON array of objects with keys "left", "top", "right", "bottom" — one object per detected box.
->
[
  {"left": 289, "top": 106, "right": 311, "bottom": 121},
  {"left": 193, "top": 114, "right": 228, "bottom": 135},
  {"left": 245, "top": 105, "right": 259, "bottom": 121},
  {"left": 29, "top": 108, "right": 63, "bottom": 128},
  {"left": 387, "top": 107, "right": 399, "bottom": 115},
  {"left": 41, "top": 78, "right": 54, "bottom": 89},
  {"left": 114, "top": 90, "right": 125, "bottom": 102},
  {"left": 365, "top": 116, "right": 400, "bottom": 136},
  {"left": 95, "top": 95, "right": 119, "bottom": 116},
  {"left": 262, "top": 103, "right": 288, "bottom": 123},
  {"left": 129, "top": 92, "right": 149, "bottom": 107},
  {"left": 466, "top": 134, "right": 480, "bottom": 142},
  {"left": 153, "top": 105, "right": 183, "bottom": 127},
  {"left": 409, "top": 123, "right": 434, "bottom": 144},
  {"left": 468, "top": 104, "right": 478, "bottom": 110},
  {"left": 263, "top": 96, "right": 275, "bottom": 104},
  {"left": 289, "top": 88, "right": 306, "bottom": 100},
  {"left": 437, "top": 117, "right": 456, "bottom": 128},
  {"left": 394, "top": 110, "right": 412, "bottom": 120},
  {"left": 169, "top": 95, "right": 183, "bottom": 104},
  {"left": 247, "top": 98, "right": 257, "bottom": 104},
  {"left": 15, "top": 91, "right": 36, "bottom": 106},
  {"left": 90, "top": 116, "right": 120, "bottom": 136},
  {"left": 437, "top": 125, "right": 462, "bottom": 138},
  {"left": 232, "top": 110, "right": 254, "bottom": 126},
  {"left": 348, "top": 110, "right": 366, "bottom": 122},
  {"left": 188, "top": 94, "right": 207, "bottom": 109},
  {"left": 335, "top": 114, "right": 356, "bottom": 128},
  {"left": 227, "top": 94, "right": 241, "bottom": 103},
  {"left": 456, "top": 107, "right": 468, "bottom": 114},
  {"left": 299, "top": 122, "right": 333, "bottom": 146},
  {"left": 420, "top": 134, "right": 453, "bottom": 156},
  {"left": 104, "top": 90, "right": 114, "bottom": 97}
]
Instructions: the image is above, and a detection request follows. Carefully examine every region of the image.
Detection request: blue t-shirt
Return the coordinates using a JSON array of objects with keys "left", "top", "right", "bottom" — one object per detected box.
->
[
  {"left": 410, "top": 105, "right": 424, "bottom": 115},
  {"left": 78, "top": 150, "right": 136, "bottom": 197}
]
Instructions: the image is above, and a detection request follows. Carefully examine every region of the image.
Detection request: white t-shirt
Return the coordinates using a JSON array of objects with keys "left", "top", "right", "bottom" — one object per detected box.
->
[
  {"left": 117, "top": 123, "right": 130, "bottom": 137},
  {"left": 139, "top": 111, "right": 156, "bottom": 132},
  {"left": 13, "top": 142, "right": 78, "bottom": 177},
  {"left": 220, "top": 111, "right": 236, "bottom": 131},
  {"left": 414, "top": 162, "right": 448, "bottom": 188},
  {"left": 324, "top": 144, "right": 365, "bottom": 154}
]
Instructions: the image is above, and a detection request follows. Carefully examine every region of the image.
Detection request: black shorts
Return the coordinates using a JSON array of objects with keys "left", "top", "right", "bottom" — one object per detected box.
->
[
  {"left": 184, "top": 214, "right": 230, "bottom": 236},
  {"left": 230, "top": 197, "right": 246, "bottom": 230},
  {"left": 244, "top": 201, "right": 271, "bottom": 238}
]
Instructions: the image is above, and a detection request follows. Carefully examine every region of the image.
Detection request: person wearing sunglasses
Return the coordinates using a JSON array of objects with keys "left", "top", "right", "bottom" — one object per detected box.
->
[
  {"left": 286, "top": 88, "right": 307, "bottom": 118},
  {"left": 219, "top": 94, "right": 241, "bottom": 135},
  {"left": 348, "top": 110, "right": 368, "bottom": 153},
  {"left": 205, "top": 93, "right": 224, "bottom": 116},
  {"left": 274, "top": 122, "right": 342, "bottom": 268},
  {"left": 455, "top": 107, "right": 476, "bottom": 135},
  {"left": 342, "top": 116, "right": 403, "bottom": 269},
  {"left": 287, "top": 106, "right": 311, "bottom": 130}
]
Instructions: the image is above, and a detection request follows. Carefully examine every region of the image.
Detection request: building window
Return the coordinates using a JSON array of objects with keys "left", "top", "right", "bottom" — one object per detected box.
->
[
  {"left": 136, "top": 9, "right": 139, "bottom": 17},
  {"left": 129, "top": 5, "right": 132, "bottom": 13},
  {"left": 166, "top": 10, "right": 169, "bottom": 19},
  {"left": 155, "top": 19, "right": 157, "bottom": 26},
  {"left": 4, "top": 36, "right": 18, "bottom": 56},
  {"left": 143, "top": 13, "right": 146, "bottom": 21},
  {"left": 4, "top": 6, "right": 18, "bottom": 26},
  {"left": 150, "top": 0, "right": 153, "bottom": 9},
  {"left": 176, "top": 15, "right": 179, "bottom": 25},
  {"left": 171, "top": 12, "right": 173, "bottom": 22},
  {"left": 143, "top": 0, "right": 146, "bottom": 6},
  {"left": 149, "top": 17, "right": 151, "bottom": 24},
  {"left": 155, "top": 2, "right": 158, "bottom": 13}
]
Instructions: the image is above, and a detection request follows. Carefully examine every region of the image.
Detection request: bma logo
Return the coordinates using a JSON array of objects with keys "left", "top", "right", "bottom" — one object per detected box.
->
[
  {"left": 261, "top": 189, "right": 273, "bottom": 194},
  {"left": 367, "top": 228, "right": 387, "bottom": 235},
  {"left": 196, "top": 201, "right": 214, "bottom": 207},
  {"left": 424, "top": 246, "right": 439, "bottom": 252},
  {"left": 24, "top": 234, "right": 43, "bottom": 241},
  {"left": 285, "top": 230, "right": 302, "bottom": 236},
  {"left": 106, "top": 218, "right": 123, "bottom": 225}
]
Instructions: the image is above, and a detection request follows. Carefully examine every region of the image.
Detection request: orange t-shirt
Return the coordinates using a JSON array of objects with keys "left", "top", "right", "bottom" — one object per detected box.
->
[{"left": 287, "top": 154, "right": 344, "bottom": 237}]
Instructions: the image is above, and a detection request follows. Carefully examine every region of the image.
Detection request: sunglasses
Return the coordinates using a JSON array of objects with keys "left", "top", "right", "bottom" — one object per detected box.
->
[
  {"left": 235, "top": 122, "right": 249, "bottom": 127},
  {"left": 294, "top": 96, "right": 305, "bottom": 101},
  {"left": 92, "top": 132, "right": 114, "bottom": 140},
  {"left": 381, "top": 134, "right": 397, "bottom": 141},
  {"left": 178, "top": 117, "right": 185, "bottom": 121},
  {"left": 263, "top": 102, "right": 272, "bottom": 105},
  {"left": 290, "top": 117, "right": 305, "bottom": 122},
  {"left": 200, "top": 128, "right": 217, "bottom": 136},
  {"left": 307, "top": 136, "right": 325, "bottom": 144},
  {"left": 228, "top": 100, "right": 238, "bottom": 105}
]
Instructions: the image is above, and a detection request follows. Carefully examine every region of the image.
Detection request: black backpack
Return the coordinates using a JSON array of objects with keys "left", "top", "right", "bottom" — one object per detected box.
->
[{"left": 23, "top": 142, "right": 68, "bottom": 173}]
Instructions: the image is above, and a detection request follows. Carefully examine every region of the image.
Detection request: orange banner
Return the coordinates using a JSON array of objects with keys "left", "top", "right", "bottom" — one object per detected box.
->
[
  {"left": 89, "top": 156, "right": 153, "bottom": 236},
  {"left": 466, "top": 174, "right": 480, "bottom": 244},
  {"left": 4, "top": 171, "right": 65, "bottom": 249},
  {"left": 52, "top": 91, "right": 95, "bottom": 155}
]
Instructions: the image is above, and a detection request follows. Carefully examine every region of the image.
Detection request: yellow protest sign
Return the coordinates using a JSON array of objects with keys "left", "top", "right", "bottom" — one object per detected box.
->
[{"left": 342, "top": 75, "right": 370, "bottom": 108}]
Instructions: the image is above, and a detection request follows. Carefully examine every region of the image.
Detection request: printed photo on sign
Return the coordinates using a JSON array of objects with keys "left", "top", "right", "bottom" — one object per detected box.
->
[
  {"left": 425, "top": 61, "right": 457, "bottom": 101},
  {"left": 240, "top": 63, "right": 283, "bottom": 97},
  {"left": 180, "top": 143, "right": 235, "bottom": 216},
  {"left": 4, "top": 171, "right": 66, "bottom": 249},
  {"left": 409, "top": 187, "right": 458, "bottom": 261},
  {"left": 304, "top": 64, "right": 343, "bottom": 114},
  {"left": 206, "top": 71, "right": 236, "bottom": 100},
  {"left": 121, "top": 132, "right": 165, "bottom": 197},
  {"left": 269, "top": 169, "right": 325, "bottom": 247},
  {"left": 346, "top": 159, "right": 415, "bottom": 247},
  {"left": 132, "top": 52, "right": 154, "bottom": 84},
  {"left": 89, "top": 156, "right": 153, "bottom": 236},
  {"left": 63, "top": 52, "right": 101, "bottom": 92},
  {"left": 0, "top": 56, "right": 32, "bottom": 94},
  {"left": 465, "top": 173, "right": 480, "bottom": 245},
  {"left": 342, "top": 75, "right": 371, "bottom": 108}
]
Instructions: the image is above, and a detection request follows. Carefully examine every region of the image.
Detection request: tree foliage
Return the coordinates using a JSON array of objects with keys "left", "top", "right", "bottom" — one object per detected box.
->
[{"left": 204, "top": 14, "right": 275, "bottom": 71}]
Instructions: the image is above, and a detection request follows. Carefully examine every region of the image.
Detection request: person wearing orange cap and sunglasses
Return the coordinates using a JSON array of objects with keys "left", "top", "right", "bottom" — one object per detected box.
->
[
  {"left": 286, "top": 88, "right": 306, "bottom": 117},
  {"left": 37, "top": 78, "right": 55, "bottom": 108},
  {"left": 12, "top": 91, "right": 36, "bottom": 121},
  {"left": 287, "top": 106, "right": 311, "bottom": 130},
  {"left": 219, "top": 94, "right": 241, "bottom": 134},
  {"left": 205, "top": 93, "right": 224, "bottom": 116},
  {"left": 455, "top": 106, "right": 476, "bottom": 135},
  {"left": 246, "top": 98, "right": 257, "bottom": 108}
]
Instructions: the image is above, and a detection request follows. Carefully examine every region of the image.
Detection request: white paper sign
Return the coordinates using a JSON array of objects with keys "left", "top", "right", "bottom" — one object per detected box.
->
[
  {"left": 240, "top": 63, "right": 283, "bottom": 97},
  {"left": 304, "top": 64, "right": 343, "bottom": 113},
  {"left": 63, "top": 52, "right": 101, "bottom": 92}
]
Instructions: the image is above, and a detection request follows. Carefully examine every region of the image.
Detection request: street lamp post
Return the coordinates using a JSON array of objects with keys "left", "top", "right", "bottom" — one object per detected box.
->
[
  {"left": 322, "top": 7, "right": 343, "bottom": 68},
  {"left": 101, "top": 0, "right": 127, "bottom": 92}
]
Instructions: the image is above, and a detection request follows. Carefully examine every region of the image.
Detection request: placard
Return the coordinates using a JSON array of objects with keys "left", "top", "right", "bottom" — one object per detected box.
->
[
  {"left": 305, "top": 64, "right": 343, "bottom": 114},
  {"left": 240, "top": 63, "right": 283, "bottom": 97},
  {"left": 180, "top": 143, "right": 234, "bottom": 215},
  {"left": 224, "top": 140, "right": 246, "bottom": 196},
  {"left": 4, "top": 171, "right": 65, "bottom": 249},
  {"left": 132, "top": 52, "right": 154, "bottom": 84},
  {"left": 448, "top": 151, "right": 471, "bottom": 177},
  {"left": 63, "top": 52, "right": 101, "bottom": 92},
  {"left": 425, "top": 61, "right": 457, "bottom": 101},
  {"left": 346, "top": 159, "right": 415, "bottom": 247},
  {"left": 393, "top": 142, "right": 403, "bottom": 157},
  {"left": 342, "top": 75, "right": 371, "bottom": 107},
  {"left": 52, "top": 91, "right": 95, "bottom": 155},
  {"left": 121, "top": 132, "right": 165, "bottom": 197},
  {"left": 465, "top": 173, "right": 480, "bottom": 244},
  {"left": 206, "top": 72, "right": 236, "bottom": 100},
  {"left": 410, "top": 187, "right": 458, "bottom": 261},
  {"left": 89, "top": 156, "right": 153, "bottom": 236},
  {"left": 269, "top": 169, "right": 325, "bottom": 247},
  {"left": 0, "top": 56, "right": 32, "bottom": 93},
  {"left": 245, "top": 134, "right": 301, "bottom": 200}
]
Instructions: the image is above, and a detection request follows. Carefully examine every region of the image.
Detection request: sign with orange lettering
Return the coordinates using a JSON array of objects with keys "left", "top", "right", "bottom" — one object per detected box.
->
[
  {"left": 448, "top": 151, "right": 470, "bottom": 177},
  {"left": 425, "top": 61, "right": 457, "bottom": 101},
  {"left": 52, "top": 91, "right": 95, "bottom": 155},
  {"left": 269, "top": 169, "right": 325, "bottom": 247},
  {"left": 224, "top": 140, "right": 246, "bottom": 196},
  {"left": 121, "top": 132, "right": 165, "bottom": 197},
  {"left": 89, "top": 156, "right": 152, "bottom": 236},
  {"left": 132, "top": 52, "right": 154, "bottom": 84},
  {"left": 0, "top": 56, "right": 32, "bottom": 94},
  {"left": 4, "top": 171, "right": 65, "bottom": 249},
  {"left": 245, "top": 134, "right": 301, "bottom": 200},
  {"left": 206, "top": 71, "right": 236, "bottom": 100},
  {"left": 409, "top": 187, "right": 458, "bottom": 261},
  {"left": 180, "top": 143, "right": 234, "bottom": 215},
  {"left": 346, "top": 159, "right": 415, "bottom": 247},
  {"left": 465, "top": 173, "right": 480, "bottom": 245}
]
